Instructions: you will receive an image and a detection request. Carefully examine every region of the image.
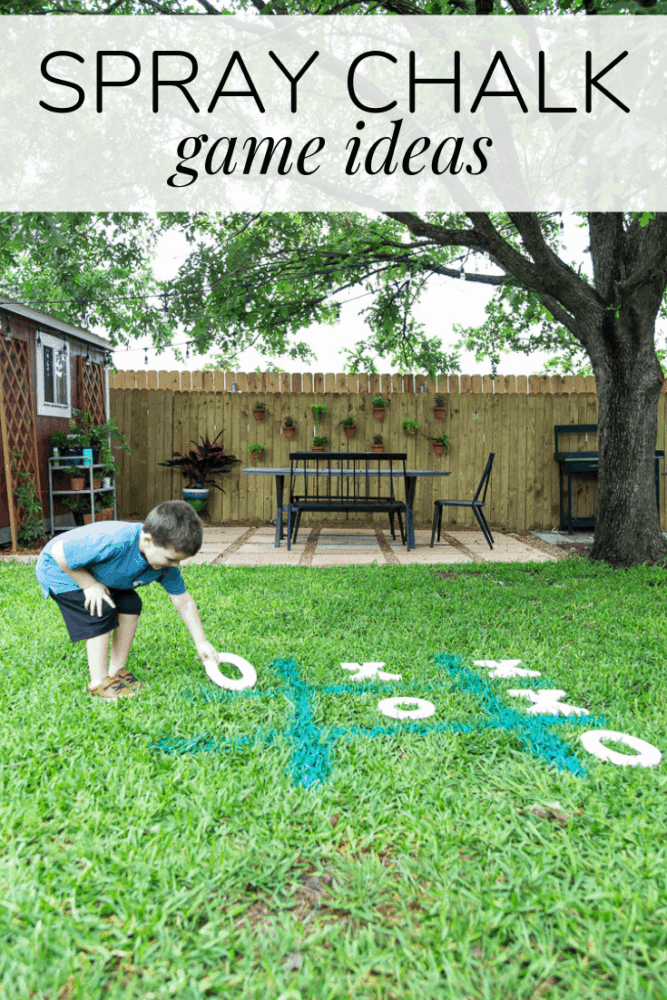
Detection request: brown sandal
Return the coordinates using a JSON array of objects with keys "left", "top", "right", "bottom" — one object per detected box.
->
[
  {"left": 109, "top": 667, "right": 143, "bottom": 690},
  {"left": 88, "top": 676, "right": 137, "bottom": 700}
]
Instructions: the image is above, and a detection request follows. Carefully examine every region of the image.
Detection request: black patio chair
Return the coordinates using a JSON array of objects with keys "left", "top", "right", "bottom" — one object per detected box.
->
[{"left": 430, "top": 453, "right": 495, "bottom": 550}]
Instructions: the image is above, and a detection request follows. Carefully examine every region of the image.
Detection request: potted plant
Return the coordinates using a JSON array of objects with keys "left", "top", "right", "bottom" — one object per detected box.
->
[
  {"left": 81, "top": 493, "right": 115, "bottom": 524},
  {"left": 50, "top": 429, "right": 71, "bottom": 467},
  {"left": 69, "top": 408, "right": 131, "bottom": 475},
  {"left": 371, "top": 434, "right": 384, "bottom": 453},
  {"left": 248, "top": 443, "right": 266, "bottom": 466},
  {"left": 432, "top": 434, "right": 451, "bottom": 456},
  {"left": 312, "top": 435, "right": 328, "bottom": 452},
  {"left": 402, "top": 419, "right": 419, "bottom": 437},
  {"left": 371, "top": 396, "right": 387, "bottom": 419},
  {"left": 342, "top": 415, "right": 356, "bottom": 438},
  {"left": 158, "top": 430, "right": 240, "bottom": 513},
  {"left": 63, "top": 464, "right": 86, "bottom": 491},
  {"left": 433, "top": 394, "right": 447, "bottom": 418},
  {"left": 311, "top": 403, "right": 328, "bottom": 424},
  {"left": 61, "top": 462, "right": 103, "bottom": 492},
  {"left": 282, "top": 416, "right": 296, "bottom": 439},
  {"left": 61, "top": 495, "right": 84, "bottom": 527},
  {"left": 253, "top": 401, "right": 266, "bottom": 421}
]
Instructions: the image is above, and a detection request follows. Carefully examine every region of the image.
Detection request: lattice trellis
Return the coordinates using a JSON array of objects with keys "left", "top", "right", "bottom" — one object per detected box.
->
[
  {"left": 77, "top": 356, "right": 106, "bottom": 426},
  {"left": 0, "top": 336, "right": 43, "bottom": 552}
]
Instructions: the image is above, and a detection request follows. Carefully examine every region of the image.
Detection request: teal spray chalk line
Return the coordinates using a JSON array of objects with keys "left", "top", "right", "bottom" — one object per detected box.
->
[{"left": 151, "top": 654, "right": 606, "bottom": 786}]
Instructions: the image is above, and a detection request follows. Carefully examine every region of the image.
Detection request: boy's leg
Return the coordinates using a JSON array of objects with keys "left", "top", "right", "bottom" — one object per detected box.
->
[
  {"left": 86, "top": 630, "right": 112, "bottom": 688},
  {"left": 108, "top": 614, "right": 140, "bottom": 677}
]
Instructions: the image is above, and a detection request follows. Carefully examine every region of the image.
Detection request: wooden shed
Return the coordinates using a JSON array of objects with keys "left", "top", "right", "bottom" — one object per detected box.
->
[{"left": 0, "top": 302, "right": 112, "bottom": 551}]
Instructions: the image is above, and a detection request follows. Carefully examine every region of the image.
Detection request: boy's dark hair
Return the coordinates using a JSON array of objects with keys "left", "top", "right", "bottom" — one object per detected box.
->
[{"left": 142, "top": 501, "right": 203, "bottom": 556}]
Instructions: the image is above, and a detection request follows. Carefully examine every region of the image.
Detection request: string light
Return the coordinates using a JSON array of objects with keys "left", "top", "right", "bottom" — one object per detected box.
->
[{"left": 0, "top": 243, "right": 492, "bottom": 368}]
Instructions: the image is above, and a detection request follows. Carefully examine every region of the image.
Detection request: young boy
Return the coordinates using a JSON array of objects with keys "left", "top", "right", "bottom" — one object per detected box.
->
[{"left": 35, "top": 500, "right": 218, "bottom": 700}]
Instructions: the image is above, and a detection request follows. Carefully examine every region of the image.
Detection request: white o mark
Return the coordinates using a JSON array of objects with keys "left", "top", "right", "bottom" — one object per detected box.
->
[
  {"left": 580, "top": 730, "right": 662, "bottom": 768},
  {"left": 204, "top": 653, "right": 257, "bottom": 691},
  {"left": 378, "top": 697, "right": 435, "bottom": 720}
]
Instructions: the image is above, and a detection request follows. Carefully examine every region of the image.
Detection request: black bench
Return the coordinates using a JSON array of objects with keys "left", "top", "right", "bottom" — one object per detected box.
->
[{"left": 286, "top": 452, "right": 411, "bottom": 550}]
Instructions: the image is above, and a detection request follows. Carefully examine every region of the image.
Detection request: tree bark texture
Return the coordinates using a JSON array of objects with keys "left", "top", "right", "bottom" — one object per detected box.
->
[{"left": 386, "top": 211, "right": 667, "bottom": 567}]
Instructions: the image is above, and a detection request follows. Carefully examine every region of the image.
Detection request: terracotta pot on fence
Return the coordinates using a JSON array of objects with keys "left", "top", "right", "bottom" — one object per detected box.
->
[
  {"left": 433, "top": 406, "right": 447, "bottom": 418},
  {"left": 403, "top": 428, "right": 416, "bottom": 437},
  {"left": 283, "top": 426, "right": 296, "bottom": 439},
  {"left": 253, "top": 408, "right": 265, "bottom": 421},
  {"left": 344, "top": 425, "right": 356, "bottom": 438},
  {"left": 372, "top": 408, "right": 385, "bottom": 420},
  {"left": 371, "top": 443, "right": 384, "bottom": 453},
  {"left": 433, "top": 443, "right": 446, "bottom": 455},
  {"left": 311, "top": 445, "right": 326, "bottom": 452}
]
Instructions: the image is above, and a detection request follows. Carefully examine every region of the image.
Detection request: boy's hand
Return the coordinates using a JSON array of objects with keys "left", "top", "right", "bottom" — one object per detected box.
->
[
  {"left": 197, "top": 641, "right": 218, "bottom": 663},
  {"left": 83, "top": 584, "right": 116, "bottom": 617}
]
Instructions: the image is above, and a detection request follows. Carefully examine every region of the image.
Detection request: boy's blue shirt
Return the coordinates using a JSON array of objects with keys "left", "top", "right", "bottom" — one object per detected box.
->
[{"left": 35, "top": 521, "right": 188, "bottom": 600}]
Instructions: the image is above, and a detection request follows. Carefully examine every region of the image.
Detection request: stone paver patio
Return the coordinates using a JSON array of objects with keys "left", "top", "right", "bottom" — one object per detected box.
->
[{"left": 0, "top": 524, "right": 561, "bottom": 566}]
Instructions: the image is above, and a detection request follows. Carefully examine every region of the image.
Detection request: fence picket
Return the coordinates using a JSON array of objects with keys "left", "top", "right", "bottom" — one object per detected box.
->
[{"left": 107, "top": 386, "right": 667, "bottom": 532}]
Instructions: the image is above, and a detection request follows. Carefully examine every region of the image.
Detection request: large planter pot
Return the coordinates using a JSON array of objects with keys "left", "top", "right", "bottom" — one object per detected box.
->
[
  {"left": 183, "top": 487, "right": 210, "bottom": 513},
  {"left": 283, "top": 426, "right": 296, "bottom": 439},
  {"left": 253, "top": 409, "right": 265, "bottom": 421},
  {"left": 70, "top": 477, "right": 86, "bottom": 491},
  {"left": 83, "top": 508, "right": 114, "bottom": 525},
  {"left": 372, "top": 408, "right": 386, "bottom": 420},
  {"left": 433, "top": 443, "right": 446, "bottom": 455},
  {"left": 371, "top": 444, "right": 384, "bottom": 453},
  {"left": 343, "top": 425, "right": 356, "bottom": 438},
  {"left": 433, "top": 407, "right": 447, "bottom": 419}
]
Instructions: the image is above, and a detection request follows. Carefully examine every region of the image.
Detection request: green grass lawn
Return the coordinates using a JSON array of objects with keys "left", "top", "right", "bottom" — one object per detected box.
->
[{"left": 0, "top": 557, "right": 666, "bottom": 1000}]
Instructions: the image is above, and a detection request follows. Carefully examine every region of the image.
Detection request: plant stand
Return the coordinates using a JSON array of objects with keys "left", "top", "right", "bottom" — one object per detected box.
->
[{"left": 47, "top": 457, "right": 117, "bottom": 535}]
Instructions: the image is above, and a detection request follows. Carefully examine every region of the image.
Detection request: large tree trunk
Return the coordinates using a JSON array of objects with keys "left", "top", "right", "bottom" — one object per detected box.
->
[{"left": 590, "top": 298, "right": 667, "bottom": 567}]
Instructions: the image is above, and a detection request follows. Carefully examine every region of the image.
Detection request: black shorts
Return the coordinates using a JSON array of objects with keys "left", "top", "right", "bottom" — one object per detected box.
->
[{"left": 49, "top": 587, "right": 143, "bottom": 643}]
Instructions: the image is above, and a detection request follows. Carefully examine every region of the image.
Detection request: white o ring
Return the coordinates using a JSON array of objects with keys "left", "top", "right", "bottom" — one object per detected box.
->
[
  {"left": 204, "top": 653, "right": 257, "bottom": 691},
  {"left": 378, "top": 697, "right": 436, "bottom": 720},
  {"left": 580, "top": 729, "right": 662, "bottom": 768}
]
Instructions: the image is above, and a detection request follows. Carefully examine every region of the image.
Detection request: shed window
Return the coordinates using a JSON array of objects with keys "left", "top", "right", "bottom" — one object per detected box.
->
[
  {"left": 36, "top": 331, "right": 71, "bottom": 418},
  {"left": 43, "top": 345, "right": 68, "bottom": 405}
]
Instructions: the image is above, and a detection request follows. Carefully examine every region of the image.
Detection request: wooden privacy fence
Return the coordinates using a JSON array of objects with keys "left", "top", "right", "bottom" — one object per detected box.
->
[
  {"left": 110, "top": 370, "right": 605, "bottom": 395},
  {"left": 110, "top": 388, "right": 667, "bottom": 531}
]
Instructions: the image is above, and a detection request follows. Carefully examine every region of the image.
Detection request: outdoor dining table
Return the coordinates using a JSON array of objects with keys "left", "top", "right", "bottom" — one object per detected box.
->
[{"left": 242, "top": 465, "right": 451, "bottom": 550}]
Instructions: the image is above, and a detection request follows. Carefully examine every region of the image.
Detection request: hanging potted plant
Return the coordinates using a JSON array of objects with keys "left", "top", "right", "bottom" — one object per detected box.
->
[
  {"left": 282, "top": 416, "right": 296, "bottom": 439},
  {"left": 311, "top": 403, "right": 328, "bottom": 424},
  {"left": 371, "top": 434, "right": 384, "bottom": 453},
  {"left": 402, "top": 419, "right": 419, "bottom": 438},
  {"left": 371, "top": 395, "right": 387, "bottom": 419},
  {"left": 158, "top": 430, "right": 240, "bottom": 514},
  {"left": 248, "top": 443, "right": 266, "bottom": 466},
  {"left": 253, "top": 401, "right": 266, "bottom": 421},
  {"left": 342, "top": 415, "right": 356, "bottom": 438},
  {"left": 433, "top": 394, "right": 447, "bottom": 419},
  {"left": 432, "top": 434, "right": 451, "bottom": 456},
  {"left": 312, "top": 435, "right": 328, "bottom": 452}
]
